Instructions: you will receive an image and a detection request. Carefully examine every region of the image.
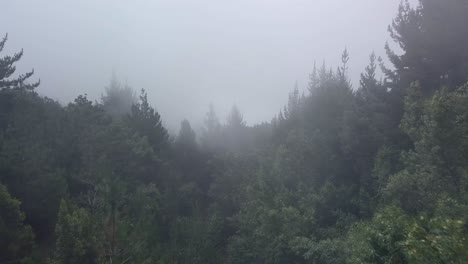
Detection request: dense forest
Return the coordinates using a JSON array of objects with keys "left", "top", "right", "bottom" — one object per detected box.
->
[{"left": 2, "top": 1, "right": 468, "bottom": 263}]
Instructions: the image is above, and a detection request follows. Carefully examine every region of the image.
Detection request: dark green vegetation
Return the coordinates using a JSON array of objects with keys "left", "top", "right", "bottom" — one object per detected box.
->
[{"left": 2, "top": 1, "right": 468, "bottom": 263}]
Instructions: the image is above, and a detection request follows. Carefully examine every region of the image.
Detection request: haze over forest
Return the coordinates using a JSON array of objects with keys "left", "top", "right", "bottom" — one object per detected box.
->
[
  {"left": 3, "top": 0, "right": 414, "bottom": 130},
  {"left": 2, "top": 0, "right": 468, "bottom": 263}
]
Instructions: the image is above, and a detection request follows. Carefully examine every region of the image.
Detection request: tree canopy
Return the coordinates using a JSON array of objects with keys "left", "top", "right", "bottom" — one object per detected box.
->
[{"left": 1, "top": 1, "right": 468, "bottom": 263}]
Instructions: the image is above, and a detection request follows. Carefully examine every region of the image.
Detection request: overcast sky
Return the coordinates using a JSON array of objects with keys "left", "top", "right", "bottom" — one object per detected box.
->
[{"left": 1, "top": 0, "right": 413, "bottom": 132}]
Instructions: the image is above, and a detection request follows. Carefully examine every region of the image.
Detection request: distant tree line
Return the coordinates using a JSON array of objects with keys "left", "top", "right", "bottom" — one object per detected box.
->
[{"left": 1, "top": 0, "right": 468, "bottom": 263}]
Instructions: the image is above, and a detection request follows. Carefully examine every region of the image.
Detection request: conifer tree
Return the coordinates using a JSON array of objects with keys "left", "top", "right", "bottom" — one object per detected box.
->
[
  {"left": 204, "top": 103, "right": 221, "bottom": 133},
  {"left": 201, "top": 104, "right": 222, "bottom": 152},
  {"left": 226, "top": 105, "right": 246, "bottom": 128},
  {"left": 360, "top": 52, "right": 379, "bottom": 92},
  {"left": 176, "top": 119, "right": 197, "bottom": 152},
  {"left": 127, "top": 89, "right": 168, "bottom": 152},
  {"left": 0, "top": 34, "right": 39, "bottom": 90},
  {"left": 101, "top": 73, "right": 137, "bottom": 117},
  {"left": 384, "top": 0, "right": 468, "bottom": 94}
]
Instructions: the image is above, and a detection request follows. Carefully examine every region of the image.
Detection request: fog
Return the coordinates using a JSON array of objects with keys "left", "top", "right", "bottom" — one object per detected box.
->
[{"left": 2, "top": 0, "right": 408, "bottom": 132}]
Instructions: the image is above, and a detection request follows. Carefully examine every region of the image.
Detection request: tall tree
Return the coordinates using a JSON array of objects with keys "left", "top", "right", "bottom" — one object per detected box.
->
[
  {"left": 201, "top": 104, "right": 222, "bottom": 152},
  {"left": 284, "top": 82, "right": 300, "bottom": 120},
  {"left": 204, "top": 103, "right": 221, "bottom": 133},
  {"left": 360, "top": 52, "right": 378, "bottom": 92},
  {"left": 176, "top": 119, "right": 197, "bottom": 151},
  {"left": 0, "top": 34, "right": 39, "bottom": 90},
  {"left": 101, "top": 73, "right": 137, "bottom": 117},
  {"left": 226, "top": 105, "right": 246, "bottom": 128},
  {"left": 126, "top": 89, "right": 168, "bottom": 153},
  {"left": 384, "top": 0, "right": 468, "bottom": 94},
  {"left": 338, "top": 48, "right": 351, "bottom": 87}
]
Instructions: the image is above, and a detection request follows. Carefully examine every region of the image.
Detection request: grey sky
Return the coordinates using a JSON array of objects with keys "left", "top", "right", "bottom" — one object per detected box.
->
[{"left": 2, "top": 0, "right": 410, "bottom": 132}]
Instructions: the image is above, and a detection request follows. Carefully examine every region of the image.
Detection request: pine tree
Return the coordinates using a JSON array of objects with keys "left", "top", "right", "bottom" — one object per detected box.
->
[
  {"left": 101, "top": 73, "right": 137, "bottom": 117},
  {"left": 0, "top": 34, "right": 40, "bottom": 90},
  {"left": 127, "top": 89, "right": 168, "bottom": 153},
  {"left": 308, "top": 61, "right": 319, "bottom": 93},
  {"left": 201, "top": 104, "right": 222, "bottom": 152},
  {"left": 384, "top": 0, "right": 468, "bottom": 94},
  {"left": 204, "top": 103, "right": 221, "bottom": 133},
  {"left": 338, "top": 48, "right": 351, "bottom": 87},
  {"left": 360, "top": 52, "right": 378, "bottom": 92},
  {"left": 285, "top": 82, "right": 300, "bottom": 120},
  {"left": 226, "top": 105, "right": 246, "bottom": 128},
  {"left": 176, "top": 119, "right": 197, "bottom": 151}
]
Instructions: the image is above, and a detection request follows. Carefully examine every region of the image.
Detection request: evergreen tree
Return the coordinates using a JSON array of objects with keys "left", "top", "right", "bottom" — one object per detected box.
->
[
  {"left": 201, "top": 104, "right": 222, "bottom": 152},
  {"left": 176, "top": 119, "right": 197, "bottom": 151},
  {"left": 126, "top": 89, "right": 168, "bottom": 153},
  {"left": 204, "top": 103, "right": 221, "bottom": 133},
  {"left": 284, "top": 82, "right": 300, "bottom": 120},
  {"left": 224, "top": 105, "right": 249, "bottom": 153},
  {"left": 226, "top": 105, "right": 246, "bottom": 128},
  {"left": 0, "top": 34, "right": 39, "bottom": 90},
  {"left": 308, "top": 61, "right": 319, "bottom": 93},
  {"left": 384, "top": 0, "right": 468, "bottom": 94},
  {"left": 338, "top": 48, "right": 351, "bottom": 87},
  {"left": 101, "top": 73, "right": 137, "bottom": 117},
  {"left": 1, "top": 1, "right": 468, "bottom": 263},
  {"left": 360, "top": 52, "right": 378, "bottom": 92}
]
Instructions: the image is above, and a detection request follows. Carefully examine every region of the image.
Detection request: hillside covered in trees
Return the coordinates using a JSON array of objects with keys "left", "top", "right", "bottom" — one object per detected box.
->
[{"left": 2, "top": 1, "right": 468, "bottom": 263}]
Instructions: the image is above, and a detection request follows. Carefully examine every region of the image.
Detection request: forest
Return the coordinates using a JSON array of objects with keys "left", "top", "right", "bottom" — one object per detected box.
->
[{"left": 2, "top": 0, "right": 468, "bottom": 263}]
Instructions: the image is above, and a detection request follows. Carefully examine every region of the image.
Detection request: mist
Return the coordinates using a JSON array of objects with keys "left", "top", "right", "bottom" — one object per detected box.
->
[
  {"left": 2, "top": 0, "right": 407, "bottom": 132},
  {"left": 3, "top": 1, "right": 468, "bottom": 262}
]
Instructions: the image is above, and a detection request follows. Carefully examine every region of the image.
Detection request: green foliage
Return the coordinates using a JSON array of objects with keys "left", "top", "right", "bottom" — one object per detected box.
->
[
  {"left": 2, "top": 2, "right": 468, "bottom": 263},
  {"left": 126, "top": 89, "right": 169, "bottom": 154},
  {"left": 347, "top": 206, "right": 410, "bottom": 264},
  {"left": 162, "top": 213, "right": 225, "bottom": 264},
  {"left": 348, "top": 200, "right": 468, "bottom": 264},
  {"left": 404, "top": 215, "right": 468, "bottom": 263},
  {"left": 0, "top": 88, "right": 68, "bottom": 239},
  {"left": 401, "top": 197, "right": 468, "bottom": 264},
  {"left": 0, "top": 33, "right": 39, "bottom": 90},
  {"left": 385, "top": 84, "right": 468, "bottom": 212},
  {"left": 51, "top": 200, "right": 101, "bottom": 264},
  {"left": 227, "top": 188, "right": 315, "bottom": 264},
  {"left": 385, "top": 0, "right": 468, "bottom": 93},
  {"left": 0, "top": 183, "right": 35, "bottom": 264}
]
